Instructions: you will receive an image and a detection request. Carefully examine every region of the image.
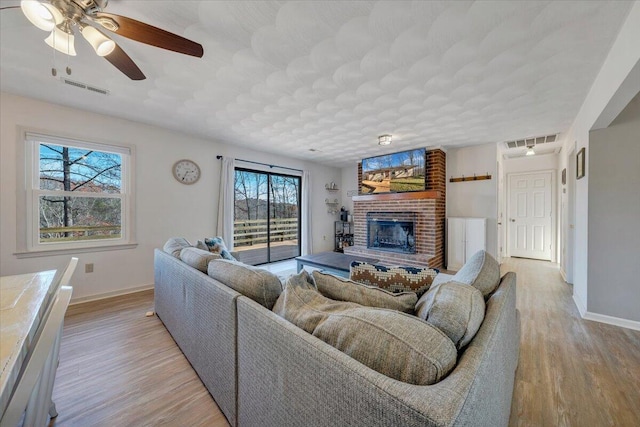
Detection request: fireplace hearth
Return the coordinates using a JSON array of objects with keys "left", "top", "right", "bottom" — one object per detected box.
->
[{"left": 367, "top": 212, "right": 416, "bottom": 254}]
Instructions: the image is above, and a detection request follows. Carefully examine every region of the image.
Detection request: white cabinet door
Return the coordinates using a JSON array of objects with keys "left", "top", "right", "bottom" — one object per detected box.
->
[
  {"left": 447, "top": 218, "right": 466, "bottom": 270},
  {"left": 447, "top": 217, "right": 487, "bottom": 271},
  {"left": 465, "top": 218, "right": 486, "bottom": 261}
]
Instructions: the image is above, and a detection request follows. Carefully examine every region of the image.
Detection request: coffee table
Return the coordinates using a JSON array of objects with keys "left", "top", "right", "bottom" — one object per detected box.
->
[{"left": 295, "top": 251, "right": 379, "bottom": 278}]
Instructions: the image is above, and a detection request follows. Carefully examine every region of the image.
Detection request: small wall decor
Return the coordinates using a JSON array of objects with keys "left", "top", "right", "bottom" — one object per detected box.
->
[
  {"left": 576, "top": 147, "right": 586, "bottom": 180},
  {"left": 562, "top": 168, "right": 566, "bottom": 185}
]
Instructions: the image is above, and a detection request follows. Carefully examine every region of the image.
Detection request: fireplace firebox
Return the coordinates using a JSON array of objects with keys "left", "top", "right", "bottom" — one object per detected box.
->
[{"left": 366, "top": 212, "right": 417, "bottom": 254}]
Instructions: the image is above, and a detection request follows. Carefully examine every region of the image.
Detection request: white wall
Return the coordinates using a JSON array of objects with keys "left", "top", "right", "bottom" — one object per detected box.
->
[
  {"left": 446, "top": 143, "right": 498, "bottom": 259},
  {"left": 587, "top": 94, "right": 640, "bottom": 322},
  {"left": 0, "top": 92, "right": 339, "bottom": 302},
  {"left": 340, "top": 164, "right": 358, "bottom": 214},
  {"left": 561, "top": 3, "right": 640, "bottom": 317}
]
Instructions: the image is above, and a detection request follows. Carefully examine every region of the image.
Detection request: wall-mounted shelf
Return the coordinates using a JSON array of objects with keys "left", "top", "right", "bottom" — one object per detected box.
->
[
  {"left": 449, "top": 174, "right": 492, "bottom": 183},
  {"left": 325, "top": 183, "right": 339, "bottom": 191},
  {"left": 325, "top": 198, "right": 339, "bottom": 214}
]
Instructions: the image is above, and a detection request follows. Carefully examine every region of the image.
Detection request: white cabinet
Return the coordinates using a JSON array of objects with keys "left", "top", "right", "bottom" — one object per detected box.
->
[{"left": 447, "top": 217, "right": 486, "bottom": 271}]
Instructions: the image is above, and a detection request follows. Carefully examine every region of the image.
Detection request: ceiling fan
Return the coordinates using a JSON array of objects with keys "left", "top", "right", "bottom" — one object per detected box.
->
[{"left": 2, "top": 0, "right": 204, "bottom": 80}]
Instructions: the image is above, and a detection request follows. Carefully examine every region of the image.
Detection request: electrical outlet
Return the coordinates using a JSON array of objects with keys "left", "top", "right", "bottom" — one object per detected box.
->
[{"left": 85, "top": 263, "right": 94, "bottom": 273}]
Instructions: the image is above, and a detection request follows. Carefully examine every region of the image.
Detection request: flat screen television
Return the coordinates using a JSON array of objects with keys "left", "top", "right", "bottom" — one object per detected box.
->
[{"left": 361, "top": 148, "right": 426, "bottom": 194}]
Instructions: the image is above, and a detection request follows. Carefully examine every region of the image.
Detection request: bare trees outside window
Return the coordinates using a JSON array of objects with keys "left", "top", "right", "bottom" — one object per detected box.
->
[
  {"left": 38, "top": 143, "right": 123, "bottom": 242},
  {"left": 234, "top": 169, "right": 301, "bottom": 264}
]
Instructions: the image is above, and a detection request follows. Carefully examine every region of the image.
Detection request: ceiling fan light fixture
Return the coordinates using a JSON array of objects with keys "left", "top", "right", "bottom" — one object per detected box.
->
[
  {"left": 45, "top": 26, "right": 77, "bottom": 56},
  {"left": 81, "top": 26, "right": 115, "bottom": 57},
  {"left": 378, "top": 134, "right": 392, "bottom": 145},
  {"left": 21, "top": 0, "right": 63, "bottom": 32}
]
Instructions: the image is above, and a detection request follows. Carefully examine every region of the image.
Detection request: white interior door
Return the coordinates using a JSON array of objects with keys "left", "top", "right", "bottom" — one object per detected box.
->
[{"left": 508, "top": 172, "right": 552, "bottom": 260}]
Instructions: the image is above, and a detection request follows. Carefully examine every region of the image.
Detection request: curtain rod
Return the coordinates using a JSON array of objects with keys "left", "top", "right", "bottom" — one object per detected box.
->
[{"left": 216, "top": 155, "right": 303, "bottom": 173}]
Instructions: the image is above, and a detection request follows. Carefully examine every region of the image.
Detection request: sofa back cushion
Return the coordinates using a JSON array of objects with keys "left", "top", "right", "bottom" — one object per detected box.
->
[
  {"left": 208, "top": 260, "right": 282, "bottom": 309},
  {"left": 349, "top": 262, "right": 438, "bottom": 298},
  {"left": 180, "top": 247, "right": 221, "bottom": 273},
  {"left": 274, "top": 271, "right": 457, "bottom": 385},
  {"left": 163, "top": 237, "right": 191, "bottom": 258},
  {"left": 452, "top": 250, "right": 500, "bottom": 299},
  {"left": 313, "top": 270, "right": 417, "bottom": 313},
  {"left": 273, "top": 271, "right": 362, "bottom": 333},
  {"left": 415, "top": 281, "right": 485, "bottom": 349},
  {"left": 314, "top": 307, "right": 457, "bottom": 385}
]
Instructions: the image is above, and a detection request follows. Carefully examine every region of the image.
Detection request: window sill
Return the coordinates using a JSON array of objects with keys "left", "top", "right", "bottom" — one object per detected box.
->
[{"left": 15, "top": 243, "right": 138, "bottom": 259}]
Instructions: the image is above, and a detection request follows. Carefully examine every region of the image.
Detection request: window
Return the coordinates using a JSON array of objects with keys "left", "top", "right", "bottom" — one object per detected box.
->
[{"left": 19, "top": 132, "right": 135, "bottom": 255}]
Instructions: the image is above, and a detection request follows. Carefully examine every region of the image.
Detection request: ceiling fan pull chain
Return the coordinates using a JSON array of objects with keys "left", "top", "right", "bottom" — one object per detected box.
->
[
  {"left": 66, "top": 32, "right": 71, "bottom": 75},
  {"left": 51, "top": 28, "right": 57, "bottom": 77}
]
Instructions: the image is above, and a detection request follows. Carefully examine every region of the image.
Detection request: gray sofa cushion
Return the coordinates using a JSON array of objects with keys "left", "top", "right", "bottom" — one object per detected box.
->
[
  {"left": 349, "top": 261, "right": 438, "bottom": 297},
  {"left": 415, "top": 281, "right": 485, "bottom": 349},
  {"left": 163, "top": 237, "right": 191, "bottom": 258},
  {"left": 180, "top": 247, "right": 221, "bottom": 273},
  {"left": 273, "top": 271, "right": 361, "bottom": 333},
  {"left": 313, "top": 270, "right": 417, "bottom": 313},
  {"left": 453, "top": 250, "right": 500, "bottom": 298},
  {"left": 313, "top": 307, "right": 457, "bottom": 385},
  {"left": 274, "top": 271, "right": 457, "bottom": 385},
  {"left": 208, "top": 259, "right": 282, "bottom": 309}
]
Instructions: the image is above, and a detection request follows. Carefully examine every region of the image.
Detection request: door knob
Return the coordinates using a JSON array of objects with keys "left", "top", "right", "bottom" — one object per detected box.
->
[{"left": 510, "top": 219, "right": 515, "bottom": 222}]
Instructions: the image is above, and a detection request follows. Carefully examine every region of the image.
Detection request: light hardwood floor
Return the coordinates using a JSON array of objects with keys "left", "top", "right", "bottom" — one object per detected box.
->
[{"left": 49, "top": 258, "right": 640, "bottom": 426}]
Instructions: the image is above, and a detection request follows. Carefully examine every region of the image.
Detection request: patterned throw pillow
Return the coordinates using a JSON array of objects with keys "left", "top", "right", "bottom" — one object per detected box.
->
[
  {"left": 204, "top": 236, "right": 236, "bottom": 261},
  {"left": 349, "top": 262, "right": 439, "bottom": 298}
]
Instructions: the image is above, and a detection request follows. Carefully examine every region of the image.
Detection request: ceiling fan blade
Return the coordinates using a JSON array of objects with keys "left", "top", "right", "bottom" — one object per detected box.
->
[
  {"left": 0, "top": 6, "right": 20, "bottom": 10},
  {"left": 104, "top": 43, "right": 146, "bottom": 80},
  {"left": 93, "top": 12, "right": 204, "bottom": 58}
]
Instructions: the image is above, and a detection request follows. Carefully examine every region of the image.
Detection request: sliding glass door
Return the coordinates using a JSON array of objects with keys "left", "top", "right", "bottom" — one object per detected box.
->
[{"left": 233, "top": 168, "right": 301, "bottom": 265}]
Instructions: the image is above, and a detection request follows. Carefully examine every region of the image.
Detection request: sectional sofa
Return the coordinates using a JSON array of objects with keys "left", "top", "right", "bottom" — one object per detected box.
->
[{"left": 154, "top": 247, "right": 520, "bottom": 427}]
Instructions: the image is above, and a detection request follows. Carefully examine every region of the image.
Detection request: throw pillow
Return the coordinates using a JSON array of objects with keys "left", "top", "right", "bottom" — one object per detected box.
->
[
  {"left": 273, "top": 271, "right": 361, "bottom": 333},
  {"left": 204, "top": 236, "right": 237, "bottom": 261},
  {"left": 415, "top": 281, "right": 485, "bottom": 349},
  {"left": 349, "top": 261, "right": 438, "bottom": 297},
  {"left": 163, "top": 237, "right": 191, "bottom": 258},
  {"left": 313, "top": 307, "right": 457, "bottom": 385},
  {"left": 452, "top": 250, "right": 500, "bottom": 299},
  {"left": 179, "top": 247, "right": 221, "bottom": 273},
  {"left": 208, "top": 259, "right": 282, "bottom": 309},
  {"left": 312, "top": 270, "right": 417, "bottom": 314},
  {"left": 195, "top": 240, "right": 209, "bottom": 251}
]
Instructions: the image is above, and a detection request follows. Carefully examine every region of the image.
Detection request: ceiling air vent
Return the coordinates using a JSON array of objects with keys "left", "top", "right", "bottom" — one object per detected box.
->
[
  {"left": 504, "top": 133, "right": 558, "bottom": 149},
  {"left": 60, "top": 78, "right": 109, "bottom": 95}
]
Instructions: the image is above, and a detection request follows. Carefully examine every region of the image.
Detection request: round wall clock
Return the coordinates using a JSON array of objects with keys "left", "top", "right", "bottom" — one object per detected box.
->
[{"left": 172, "top": 159, "right": 201, "bottom": 185}]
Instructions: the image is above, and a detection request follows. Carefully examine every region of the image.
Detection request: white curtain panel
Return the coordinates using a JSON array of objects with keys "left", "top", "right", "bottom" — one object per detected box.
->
[
  {"left": 302, "top": 170, "right": 313, "bottom": 255},
  {"left": 217, "top": 156, "right": 236, "bottom": 250}
]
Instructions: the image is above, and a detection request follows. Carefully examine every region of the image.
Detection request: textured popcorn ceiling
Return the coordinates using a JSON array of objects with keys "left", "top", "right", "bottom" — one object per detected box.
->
[{"left": 0, "top": 1, "right": 632, "bottom": 167}]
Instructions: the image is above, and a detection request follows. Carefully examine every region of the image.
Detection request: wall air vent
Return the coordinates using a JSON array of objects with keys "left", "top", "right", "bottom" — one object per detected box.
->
[
  {"left": 60, "top": 78, "right": 109, "bottom": 95},
  {"left": 504, "top": 134, "right": 558, "bottom": 149}
]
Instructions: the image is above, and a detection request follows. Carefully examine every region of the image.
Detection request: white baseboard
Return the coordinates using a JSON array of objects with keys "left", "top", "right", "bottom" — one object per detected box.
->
[
  {"left": 572, "top": 293, "right": 640, "bottom": 331},
  {"left": 70, "top": 284, "right": 154, "bottom": 305},
  {"left": 560, "top": 268, "right": 567, "bottom": 282},
  {"left": 582, "top": 311, "right": 640, "bottom": 331},
  {"left": 572, "top": 293, "right": 587, "bottom": 317}
]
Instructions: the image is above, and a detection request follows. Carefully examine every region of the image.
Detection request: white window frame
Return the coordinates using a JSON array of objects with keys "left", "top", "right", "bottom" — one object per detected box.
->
[{"left": 16, "top": 130, "right": 137, "bottom": 258}]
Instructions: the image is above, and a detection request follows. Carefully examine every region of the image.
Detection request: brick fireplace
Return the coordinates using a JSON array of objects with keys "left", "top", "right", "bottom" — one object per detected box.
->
[{"left": 343, "top": 149, "right": 445, "bottom": 269}]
